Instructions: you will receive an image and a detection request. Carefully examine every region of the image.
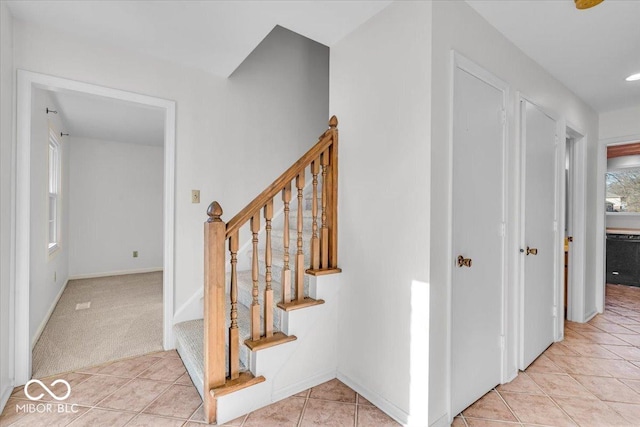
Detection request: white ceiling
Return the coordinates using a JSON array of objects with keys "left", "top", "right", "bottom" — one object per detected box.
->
[
  {"left": 467, "top": 0, "right": 640, "bottom": 113},
  {"left": 48, "top": 89, "right": 165, "bottom": 146},
  {"left": 9, "top": 1, "right": 638, "bottom": 114},
  {"left": 7, "top": 0, "right": 392, "bottom": 78}
]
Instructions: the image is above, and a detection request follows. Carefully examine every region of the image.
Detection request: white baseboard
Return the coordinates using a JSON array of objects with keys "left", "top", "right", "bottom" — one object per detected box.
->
[
  {"left": 31, "top": 278, "right": 69, "bottom": 350},
  {"left": 272, "top": 369, "right": 336, "bottom": 402},
  {"left": 0, "top": 383, "right": 12, "bottom": 416},
  {"left": 68, "top": 267, "right": 163, "bottom": 280},
  {"left": 429, "top": 412, "right": 450, "bottom": 427},
  {"left": 585, "top": 309, "right": 598, "bottom": 322},
  {"left": 337, "top": 372, "right": 409, "bottom": 426}
]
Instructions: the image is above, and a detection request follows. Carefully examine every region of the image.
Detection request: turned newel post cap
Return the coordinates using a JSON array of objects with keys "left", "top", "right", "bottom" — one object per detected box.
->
[
  {"left": 207, "top": 201, "right": 223, "bottom": 222},
  {"left": 329, "top": 115, "right": 338, "bottom": 129}
]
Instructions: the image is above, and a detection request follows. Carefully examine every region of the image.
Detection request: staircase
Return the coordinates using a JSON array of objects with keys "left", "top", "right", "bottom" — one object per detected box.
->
[{"left": 174, "top": 117, "right": 341, "bottom": 424}]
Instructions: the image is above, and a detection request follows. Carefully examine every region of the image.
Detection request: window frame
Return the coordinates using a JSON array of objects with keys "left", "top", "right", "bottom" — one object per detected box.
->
[{"left": 48, "top": 127, "right": 61, "bottom": 254}]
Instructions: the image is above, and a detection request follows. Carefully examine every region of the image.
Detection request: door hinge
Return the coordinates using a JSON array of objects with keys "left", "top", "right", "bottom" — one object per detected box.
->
[
  {"left": 555, "top": 134, "right": 559, "bottom": 145},
  {"left": 500, "top": 335, "right": 505, "bottom": 350},
  {"left": 501, "top": 109, "right": 506, "bottom": 124},
  {"left": 553, "top": 221, "right": 558, "bottom": 231},
  {"left": 553, "top": 306, "right": 558, "bottom": 318},
  {"left": 500, "top": 223, "right": 506, "bottom": 237}
]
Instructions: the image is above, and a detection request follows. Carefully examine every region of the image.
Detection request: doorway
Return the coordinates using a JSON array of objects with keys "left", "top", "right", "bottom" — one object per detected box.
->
[{"left": 14, "top": 70, "right": 176, "bottom": 385}]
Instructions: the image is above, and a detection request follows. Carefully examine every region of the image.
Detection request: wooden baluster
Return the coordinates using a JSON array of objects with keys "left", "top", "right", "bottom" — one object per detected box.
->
[
  {"left": 328, "top": 115, "right": 339, "bottom": 268},
  {"left": 204, "top": 202, "right": 226, "bottom": 423},
  {"left": 311, "top": 160, "right": 320, "bottom": 270},
  {"left": 264, "top": 200, "right": 274, "bottom": 338},
  {"left": 228, "top": 231, "right": 239, "bottom": 380},
  {"left": 295, "top": 172, "right": 305, "bottom": 301},
  {"left": 320, "top": 150, "right": 330, "bottom": 269},
  {"left": 250, "top": 213, "right": 261, "bottom": 341},
  {"left": 281, "top": 183, "right": 292, "bottom": 304}
]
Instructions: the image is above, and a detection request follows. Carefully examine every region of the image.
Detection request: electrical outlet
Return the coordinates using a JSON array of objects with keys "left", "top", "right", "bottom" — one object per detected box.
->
[
  {"left": 192, "top": 190, "right": 200, "bottom": 204},
  {"left": 133, "top": 251, "right": 138, "bottom": 258}
]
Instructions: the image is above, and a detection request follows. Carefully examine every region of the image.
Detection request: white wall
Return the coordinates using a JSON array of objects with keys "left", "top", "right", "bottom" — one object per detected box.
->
[
  {"left": 600, "top": 104, "right": 640, "bottom": 140},
  {"left": 12, "top": 20, "right": 329, "bottom": 331},
  {"left": 0, "top": 0, "right": 15, "bottom": 411},
  {"left": 68, "top": 137, "right": 163, "bottom": 277},
  {"left": 330, "top": 2, "right": 431, "bottom": 425},
  {"left": 430, "top": 1, "right": 598, "bottom": 424},
  {"left": 29, "top": 88, "right": 70, "bottom": 345}
]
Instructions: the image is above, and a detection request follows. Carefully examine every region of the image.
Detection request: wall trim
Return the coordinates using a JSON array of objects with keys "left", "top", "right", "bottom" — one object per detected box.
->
[
  {"left": 14, "top": 70, "right": 176, "bottom": 385},
  {"left": 584, "top": 309, "right": 598, "bottom": 323},
  {"left": 0, "top": 383, "right": 12, "bottom": 416},
  {"left": 31, "top": 279, "right": 69, "bottom": 350},
  {"left": 337, "top": 372, "right": 409, "bottom": 426},
  {"left": 429, "top": 412, "right": 450, "bottom": 427},
  {"left": 68, "top": 268, "right": 163, "bottom": 281}
]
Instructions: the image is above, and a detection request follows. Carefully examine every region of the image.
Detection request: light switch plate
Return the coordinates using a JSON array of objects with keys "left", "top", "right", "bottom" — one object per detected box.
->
[{"left": 192, "top": 190, "right": 200, "bottom": 204}]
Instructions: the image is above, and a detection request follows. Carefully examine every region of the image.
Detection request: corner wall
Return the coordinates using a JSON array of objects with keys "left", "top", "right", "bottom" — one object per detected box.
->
[
  {"left": 0, "top": 0, "right": 15, "bottom": 411},
  {"left": 330, "top": 2, "right": 432, "bottom": 425},
  {"left": 430, "top": 1, "right": 599, "bottom": 424}
]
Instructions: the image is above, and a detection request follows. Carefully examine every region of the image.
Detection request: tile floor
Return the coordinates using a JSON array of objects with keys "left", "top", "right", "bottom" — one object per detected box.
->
[
  {"left": 455, "top": 284, "right": 640, "bottom": 427},
  {"left": 0, "top": 350, "right": 398, "bottom": 426}
]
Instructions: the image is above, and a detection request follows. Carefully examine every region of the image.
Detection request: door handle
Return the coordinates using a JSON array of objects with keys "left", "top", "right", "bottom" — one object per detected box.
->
[
  {"left": 457, "top": 255, "right": 472, "bottom": 267},
  {"left": 526, "top": 246, "right": 538, "bottom": 256}
]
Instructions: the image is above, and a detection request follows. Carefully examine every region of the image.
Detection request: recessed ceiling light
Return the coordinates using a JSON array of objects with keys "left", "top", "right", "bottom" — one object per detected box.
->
[{"left": 626, "top": 73, "right": 640, "bottom": 82}]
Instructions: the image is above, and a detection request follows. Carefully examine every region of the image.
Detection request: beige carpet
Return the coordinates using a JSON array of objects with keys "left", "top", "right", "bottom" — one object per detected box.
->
[{"left": 32, "top": 272, "right": 163, "bottom": 378}]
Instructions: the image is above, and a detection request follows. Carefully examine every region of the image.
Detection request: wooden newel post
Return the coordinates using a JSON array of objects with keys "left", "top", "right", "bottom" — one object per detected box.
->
[{"left": 204, "top": 201, "right": 226, "bottom": 424}]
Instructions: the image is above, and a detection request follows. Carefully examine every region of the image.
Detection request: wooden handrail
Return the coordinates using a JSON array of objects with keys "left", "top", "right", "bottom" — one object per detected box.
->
[{"left": 226, "top": 116, "right": 338, "bottom": 237}]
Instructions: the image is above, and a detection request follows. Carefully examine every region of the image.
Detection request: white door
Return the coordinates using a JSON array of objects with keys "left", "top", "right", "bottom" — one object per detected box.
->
[
  {"left": 451, "top": 64, "right": 506, "bottom": 417},
  {"left": 520, "top": 100, "right": 558, "bottom": 369}
]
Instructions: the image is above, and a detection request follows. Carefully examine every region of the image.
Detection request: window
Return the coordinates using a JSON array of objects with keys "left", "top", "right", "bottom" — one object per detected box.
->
[
  {"left": 606, "top": 167, "right": 640, "bottom": 213},
  {"left": 48, "top": 128, "right": 61, "bottom": 252}
]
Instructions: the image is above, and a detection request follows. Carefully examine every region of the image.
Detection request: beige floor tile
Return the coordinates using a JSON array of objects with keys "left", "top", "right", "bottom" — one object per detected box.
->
[
  {"left": 357, "top": 394, "right": 374, "bottom": 406},
  {"left": 11, "top": 372, "right": 93, "bottom": 402},
  {"left": 462, "top": 391, "right": 518, "bottom": 422},
  {"left": 142, "top": 384, "right": 201, "bottom": 419},
  {"left": 137, "top": 357, "right": 186, "bottom": 382},
  {"left": 565, "top": 321, "right": 603, "bottom": 334},
  {"left": 576, "top": 331, "right": 631, "bottom": 345},
  {"left": 593, "top": 322, "right": 637, "bottom": 334},
  {"left": 599, "top": 358, "right": 640, "bottom": 379},
  {"left": 356, "top": 404, "right": 400, "bottom": 426},
  {"left": 552, "top": 395, "right": 631, "bottom": 426},
  {"left": 601, "top": 344, "right": 640, "bottom": 361},
  {"left": 545, "top": 355, "right": 608, "bottom": 376},
  {"left": 573, "top": 375, "right": 640, "bottom": 404},
  {"left": 300, "top": 399, "right": 355, "bottom": 426},
  {"left": 613, "top": 333, "right": 640, "bottom": 346},
  {"left": 67, "top": 408, "right": 135, "bottom": 426},
  {"left": 244, "top": 396, "right": 306, "bottom": 427},
  {"left": 125, "top": 413, "right": 186, "bottom": 427},
  {"left": 496, "top": 373, "right": 543, "bottom": 395},
  {"left": 464, "top": 418, "right": 521, "bottom": 426},
  {"left": 527, "top": 372, "right": 592, "bottom": 398},
  {"left": 309, "top": 379, "right": 357, "bottom": 403},
  {"left": 544, "top": 342, "right": 578, "bottom": 357},
  {"left": 90, "top": 355, "right": 163, "bottom": 378},
  {"left": 524, "top": 354, "right": 565, "bottom": 374},
  {"left": 294, "top": 389, "right": 310, "bottom": 398},
  {"left": 606, "top": 401, "right": 640, "bottom": 424},
  {"left": 175, "top": 372, "right": 195, "bottom": 386},
  {"left": 500, "top": 392, "right": 576, "bottom": 426},
  {"left": 96, "top": 378, "right": 171, "bottom": 411},
  {"left": 561, "top": 342, "right": 620, "bottom": 359},
  {"left": 65, "top": 374, "right": 130, "bottom": 406},
  {"left": 187, "top": 403, "right": 246, "bottom": 425}
]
